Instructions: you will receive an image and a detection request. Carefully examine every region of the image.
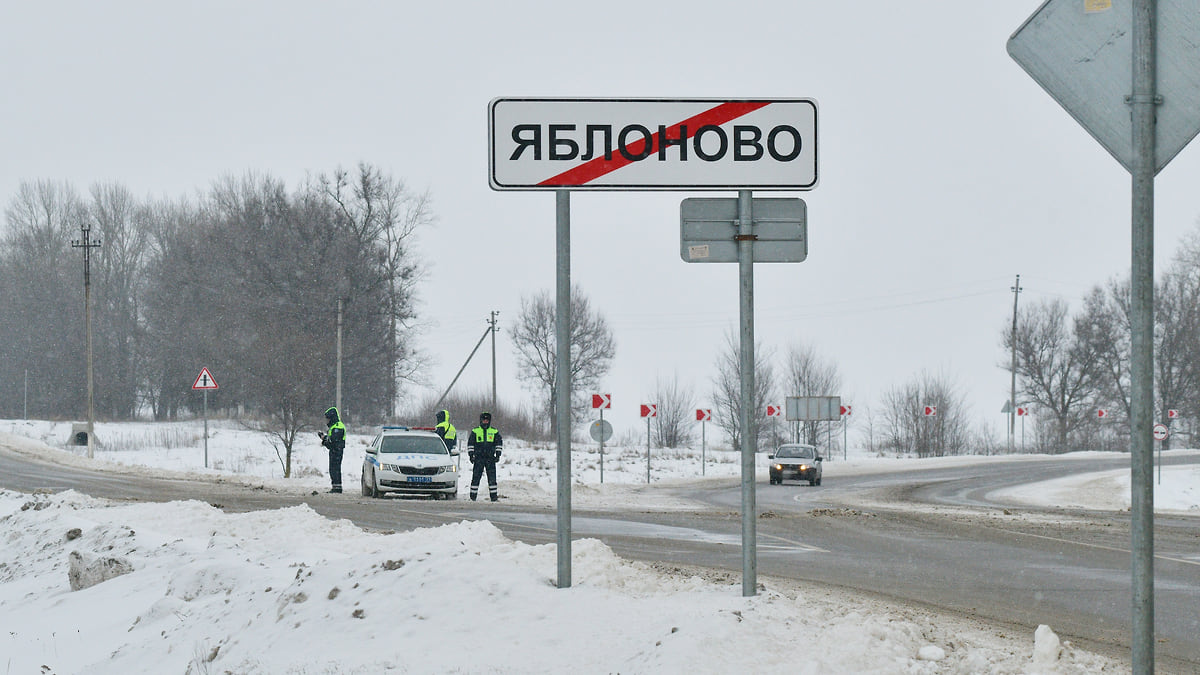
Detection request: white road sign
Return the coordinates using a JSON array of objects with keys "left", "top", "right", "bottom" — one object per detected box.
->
[
  {"left": 1153, "top": 423, "right": 1169, "bottom": 441},
  {"left": 192, "top": 367, "right": 218, "bottom": 390},
  {"left": 489, "top": 98, "right": 818, "bottom": 190}
]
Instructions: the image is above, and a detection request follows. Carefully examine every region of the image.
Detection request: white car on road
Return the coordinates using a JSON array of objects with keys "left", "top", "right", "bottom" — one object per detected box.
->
[{"left": 361, "top": 426, "right": 459, "bottom": 499}]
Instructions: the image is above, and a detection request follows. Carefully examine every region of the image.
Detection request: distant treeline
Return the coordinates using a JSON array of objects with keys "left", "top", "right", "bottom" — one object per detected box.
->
[{"left": 0, "top": 164, "right": 432, "bottom": 427}]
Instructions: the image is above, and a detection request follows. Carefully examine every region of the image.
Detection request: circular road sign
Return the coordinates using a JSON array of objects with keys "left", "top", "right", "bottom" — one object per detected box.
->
[
  {"left": 590, "top": 419, "right": 614, "bottom": 443},
  {"left": 1153, "top": 423, "right": 1169, "bottom": 441}
]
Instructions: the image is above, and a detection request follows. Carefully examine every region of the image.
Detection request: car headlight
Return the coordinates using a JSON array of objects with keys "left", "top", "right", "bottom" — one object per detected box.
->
[
  {"left": 438, "top": 465, "right": 454, "bottom": 474},
  {"left": 772, "top": 464, "right": 783, "bottom": 471},
  {"left": 799, "top": 464, "right": 808, "bottom": 471}
]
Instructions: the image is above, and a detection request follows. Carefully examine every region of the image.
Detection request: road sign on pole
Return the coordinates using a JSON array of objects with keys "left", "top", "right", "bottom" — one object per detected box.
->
[
  {"left": 923, "top": 406, "right": 937, "bottom": 417},
  {"left": 1008, "top": 0, "right": 1200, "bottom": 173},
  {"left": 592, "top": 393, "right": 611, "bottom": 409},
  {"left": 191, "top": 368, "right": 217, "bottom": 469},
  {"left": 766, "top": 404, "right": 783, "bottom": 417},
  {"left": 786, "top": 396, "right": 841, "bottom": 421},
  {"left": 589, "top": 420, "right": 613, "bottom": 442},
  {"left": 680, "top": 197, "right": 807, "bottom": 263},
  {"left": 1011, "top": 4, "right": 1200, "bottom": 669},
  {"left": 192, "top": 367, "right": 218, "bottom": 390},
  {"left": 489, "top": 98, "right": 818, "bottom": 190},
  {"left": 696, "top": 408, "right": 712, "bottom": 422},
  {"left": 1152, "top": 423, "right": 1169, "bottom": 441},
  {"left": 641, "top": 404, "right": 657, "bottom": 484}
]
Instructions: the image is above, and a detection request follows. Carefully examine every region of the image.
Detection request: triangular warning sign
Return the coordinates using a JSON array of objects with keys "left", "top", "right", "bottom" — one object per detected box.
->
[{"left": 192, "top": 367, "right": 219, "bottom": 390}]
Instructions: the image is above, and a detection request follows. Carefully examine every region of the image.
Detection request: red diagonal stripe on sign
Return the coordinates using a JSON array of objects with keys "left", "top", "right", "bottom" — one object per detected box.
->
[{"left": 536, "top": 101, "right": 773, "bottom": 187}]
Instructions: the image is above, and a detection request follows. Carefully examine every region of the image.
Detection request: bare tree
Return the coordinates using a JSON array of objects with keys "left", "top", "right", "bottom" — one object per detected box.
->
[
  {"left": 651, "top": 371, "right": 695, "bottom": 448},
  {"left": 316, "top": 163, "right": 434, "bottom": 415},
  {"left": 782, "top": 341, "right": 843, "bottom": 452},
  {"left": 1005, "top": 298, "right": 1100, "bottom": 452},
  {"left": 510, "top": 284, "right": 615, "bottom": 434},
  {"left": 879, "top": 370, "right": 972, "bottom": 457},
  {"left": 711, "top": 329, "right": 775, "bottom": 451},
  {"left": 0, "top": 180, "right": 88, "bottom": 419},
  {"left": 89, "top": 182, "right": 150, "bottom": 419},
  {"left": 1075, "top": 282, "right": 1130, "bottom": 423}
]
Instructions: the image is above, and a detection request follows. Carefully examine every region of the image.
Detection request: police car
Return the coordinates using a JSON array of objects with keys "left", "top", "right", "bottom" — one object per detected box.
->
[{"left": 361, "top": 426, "right": 459, "bottom": 499}]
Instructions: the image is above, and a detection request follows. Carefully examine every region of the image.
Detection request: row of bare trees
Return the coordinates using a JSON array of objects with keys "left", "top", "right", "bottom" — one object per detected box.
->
[
  {"left": 0, "top": 166, "right": 433, "bottom": 468},
  {"left": 1006, "top": 226, "right": 1200, "bottom": 452}
]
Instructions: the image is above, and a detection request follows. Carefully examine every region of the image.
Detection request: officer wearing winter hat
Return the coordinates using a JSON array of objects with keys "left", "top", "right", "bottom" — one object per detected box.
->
[
  {"left": 467, "top": 411, "right": 503, "bottom": 502},
  {"left": 318, "top": 406, "right": 346, "bottom": 493}
]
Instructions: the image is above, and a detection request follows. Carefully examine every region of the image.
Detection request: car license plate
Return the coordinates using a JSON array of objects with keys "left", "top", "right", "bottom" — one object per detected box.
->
[{"left": 406, "top": 476, "right": 432, "bottom": 483}]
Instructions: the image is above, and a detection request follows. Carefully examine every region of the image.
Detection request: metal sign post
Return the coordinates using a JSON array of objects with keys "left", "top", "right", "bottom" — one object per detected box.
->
[
  {"left": 641, "top": 404, "right": 657, "bottom": 483},
  {"left": 599, "top": 406, "right": 605, "bottom": 483},
  {"left": 592, "top": 394, "right": 612, "bottom": 483},
  {"left": 589, "top": 418, "right": 613, "bottom": 483},
  {"left": 696, "top": 408, "right": 712, "bottom": 476},
  {"left": 192, "top": 368, "right": 219, "bottom": 468},
  {"left": 841, "top": 405, "right": 851, "bottom": 460},
  {"left": 1009, "top": 1, "right": 1200, "bottom": 668},
  {"left": 554, "top": 190, "right": 572, "bottom": 589}
]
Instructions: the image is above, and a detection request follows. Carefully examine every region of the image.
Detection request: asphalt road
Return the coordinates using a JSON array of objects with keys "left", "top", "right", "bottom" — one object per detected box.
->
[{"left": 2, "top": 444, "right": 1198, "bottom": 671}]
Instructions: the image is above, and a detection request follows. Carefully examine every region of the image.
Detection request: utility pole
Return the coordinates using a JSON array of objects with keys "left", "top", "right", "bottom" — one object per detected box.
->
[
  {"left": 489, "top": 310, "right": 499, "bottom": 412},
  {"left": 71, "top": 222, "right": 101, "bottom": 459},
  {"left": 1010, "top": 274, "right": 1022, "bottom": 453},
  {"left": 336, "top": 297, "right": 343, "bottom": 414}
]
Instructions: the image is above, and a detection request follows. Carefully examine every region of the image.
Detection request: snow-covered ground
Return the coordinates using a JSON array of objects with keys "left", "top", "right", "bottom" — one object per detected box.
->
[{"left": 2, "top": 418, "right": 1192, "bottom": 673}]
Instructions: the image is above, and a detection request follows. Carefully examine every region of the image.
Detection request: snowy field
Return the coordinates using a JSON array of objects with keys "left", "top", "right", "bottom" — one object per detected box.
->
[{"left": 2, "top": 418, "right": 1194, "bottom": 673}]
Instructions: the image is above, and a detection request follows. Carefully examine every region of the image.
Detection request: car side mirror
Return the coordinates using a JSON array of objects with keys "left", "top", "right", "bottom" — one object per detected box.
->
[
  {"left": 767, "top": 453, "right": 775, "bottom": 460},
  {"left": 816, "top": 456, "right": 823, "bottom": 462},
  {"left": 451, "top": 449, "right": 460, "bottom": 456},
  {"left": 367, "top": 447, "right": 377, "bottom": 455}
]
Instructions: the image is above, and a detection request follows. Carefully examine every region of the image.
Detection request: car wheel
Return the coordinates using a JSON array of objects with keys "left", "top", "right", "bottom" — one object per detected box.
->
[
  {"left": 369, "top": 470, "right": 381, "bottom": 499},
  {"left": 815, "top": 477, "right": 822, "bottom": 486},
  {"left": 808, "top": 476, "right": 816, "bottom": 486},
  {"left": 361, "top": 471, "right": 370, "bottom": 497}
]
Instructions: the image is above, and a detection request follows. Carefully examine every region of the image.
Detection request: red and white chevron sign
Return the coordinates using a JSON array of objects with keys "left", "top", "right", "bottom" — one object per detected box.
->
[
  {"left": 696, "top": 409, "right": 712, "bottom": 422},
  {"left": 591, "top": 393, "right": 611, "bottom": 409},
  {"left": 766, "top": 404, "right": 783, "bottom": 417},
  {"left": 489, "top": 98, "right": 818, "bottom": 191},
  {"left": 640, "top": 404, "right": 658, "bottom": 418},
  {"left": 923, "top": 405, "right": 937, "bottom": 416}
]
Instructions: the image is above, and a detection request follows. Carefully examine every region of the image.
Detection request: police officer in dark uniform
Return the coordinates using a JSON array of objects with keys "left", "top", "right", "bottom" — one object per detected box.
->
[
  {"left": 467, "top": 411, "right": 503, "bottom": 501},
  {"left": 318, "top": 406, "right": 346, "bottom": 493}
]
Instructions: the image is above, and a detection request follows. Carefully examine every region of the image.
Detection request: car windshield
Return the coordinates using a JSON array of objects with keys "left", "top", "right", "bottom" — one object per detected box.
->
[
  {"left": 380, "top": 436, "right": 448, "bottom": 455},
  {"left": 776, "top": 446, "right": 814, "bottom": 459}
]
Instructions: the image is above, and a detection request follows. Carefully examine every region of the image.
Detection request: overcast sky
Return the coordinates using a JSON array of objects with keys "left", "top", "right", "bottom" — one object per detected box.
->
[{"left": 3, "top": 2, "right": 1199, "bottom": 438}]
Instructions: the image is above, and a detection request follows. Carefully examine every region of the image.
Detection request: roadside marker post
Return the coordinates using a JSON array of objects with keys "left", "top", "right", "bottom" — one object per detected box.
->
[
  {"left": 592, "top": 394, "right": 611, "bottom": 483},
  {"left": 840, "top": 405, "right": 852, "bottom": 460},
  {"left": 641, "top": 404, "right": 658, "bottom": 483},
  {"left": 696, "top": 408, "right": 712, "bottom": 475}
]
